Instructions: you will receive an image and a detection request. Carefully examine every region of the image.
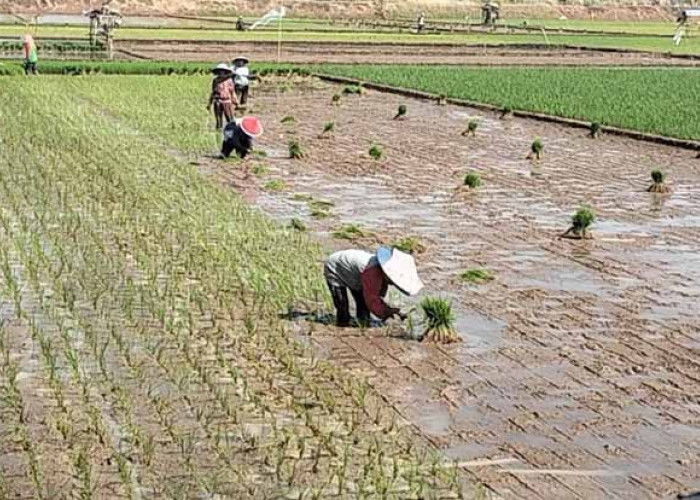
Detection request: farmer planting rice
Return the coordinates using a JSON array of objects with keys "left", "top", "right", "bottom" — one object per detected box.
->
[
  {"left": 324, "top": 246, "right": 423, "bottom": 327},
  {"left": 207, "top": 63, "right": 237, "bottom": 130},
  {"left": 232, "top": 56, "right": 251, "bottom": 109},
  {"left": 219, "top": 115, "right": 263, "bottom": 159}
]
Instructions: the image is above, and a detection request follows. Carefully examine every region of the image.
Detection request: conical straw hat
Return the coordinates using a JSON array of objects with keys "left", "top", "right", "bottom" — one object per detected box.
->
[{"left": 376, "top": 246, "right": 423, "bottom": 296}]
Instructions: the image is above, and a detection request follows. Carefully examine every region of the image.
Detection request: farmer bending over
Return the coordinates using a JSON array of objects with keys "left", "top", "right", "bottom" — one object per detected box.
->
[
  {"left": 23, "top": 34, "right": 38, "bottom": 75},
  {"left": 207, "top": 63, "right": 237, "bottom": 130},
  {"left": 324, "top": 246, "right": 423, "bottom": 327},
  {"left": 220, "top": 116, "right": 263, "bottom": 159},
  {"left": 232, "top": 56, "right": 250, "bottom": 109}
]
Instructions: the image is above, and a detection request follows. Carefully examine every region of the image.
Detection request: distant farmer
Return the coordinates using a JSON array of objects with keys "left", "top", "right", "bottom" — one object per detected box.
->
[
  {"left": 416, "top": 12, "right": 425, "bottom": 33},
  {"left": 23, "top": 34, "right": 38, "bottom": 75},
  {"left": 232, "top": 56, "right": 250, "bottom": 109},
  {"left": 324, "top": 246, "right": 423, "bottom": 327},
  {"left": 219, "top": 115, "right": 263, "bottom": 159},
  {"left": 207, "top": 63, "right": 237, "bottom": 130},
  {"left": 236, "top": 16, "right": 246, "bottom": 31}
]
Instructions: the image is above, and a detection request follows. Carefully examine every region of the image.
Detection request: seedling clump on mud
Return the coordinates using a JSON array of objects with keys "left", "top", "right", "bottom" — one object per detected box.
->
[
  {"left": 460, "top": 269, "right": 492, "bottom": 283},
  {"left": 332, "top": 224, "right": 368, "bottom": 240},
  {"left": 369, "top": 143, "right": 383, "bottom": 161},
  {"left": 320, "top": 122, "right": 334, "bottom": 137},
  {"left": 264, "top": 179, "right": 286, "bottom": 192},
  {"left": 500, "top": 106, "right": 513, "bottom": 120},
  {"left": 289, "top": 217, "right": 306, "bottom": 232},
  {"left": 331, "top": 94, "right": 341, "bottom": 105},
  {"left": 420, "top": 297, "right": 459, "bottom": 344},
  {"left": 561, "top": 207, "right": 595, "bottom": 239},
  {"left": 462, "top": 119, "right": 478, "bottom": 137},
  {"left": 281, "top": 115, "right": 295, "bottom": 125},
  {"left": 528, "top": 138, "right": 544, "bottom": 161},
  {"left": 394, "top": 104, "right": 407, "bottom": 120},
  {"left": 288, "top": 139, "right": 305, "bottom": 159},
  {"left": 463, "top": 172, "right": 482, "bottom": 189},
  {"left": 648, "top": 169, "right": 671, "bottom": 193},
  {"left": 342, "top": 85, "right": 364, "bottom": 96},
  {"left": 590, "top": 122, "right": 601, "bottom": 139},
  {"left": 391, "top": 237, "right": 425, "bottom": 255}
]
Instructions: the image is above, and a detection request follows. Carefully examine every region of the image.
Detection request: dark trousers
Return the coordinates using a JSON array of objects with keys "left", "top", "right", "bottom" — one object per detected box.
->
[
  {"left": 236, "top": 85, "right": 249, "bottom": 106},
  {"left": 327, "top": 283, "right": 370, "bottom": 327},
  {"left": 24, "top": 61, "right": 37, "bottom": 75}
]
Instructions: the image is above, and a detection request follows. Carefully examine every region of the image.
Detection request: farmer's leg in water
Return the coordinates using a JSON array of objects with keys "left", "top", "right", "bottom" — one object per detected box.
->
[
  {"left": 213, "top": 102, "right": 224, "bottom": 130},
  {"left": 329, "top": 285, "right": 351, "bottom": 327},
  {"left": 350, "top": 288, "right": 371, "bottom": 326},
  {"left": 222, "top": 102, "right": 234, "bottom": 123}
]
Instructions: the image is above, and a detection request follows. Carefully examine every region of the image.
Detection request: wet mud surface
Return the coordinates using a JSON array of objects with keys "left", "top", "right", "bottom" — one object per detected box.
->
[
  {"left": 210, "top": 77, "right": 700, "bottom": 498},
  {"left": 120, "top": 40, "right": 700, "bottom": 66}
]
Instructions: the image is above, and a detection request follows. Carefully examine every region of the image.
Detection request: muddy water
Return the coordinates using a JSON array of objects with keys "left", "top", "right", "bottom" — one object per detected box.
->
[{"left": 243, "top": 79, "right": 700, "bottom": 498}]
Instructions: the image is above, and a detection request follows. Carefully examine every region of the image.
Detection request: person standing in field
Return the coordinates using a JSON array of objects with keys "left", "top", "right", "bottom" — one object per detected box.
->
[
  {"left": 232, "top": 56, "right": 250, "bottom": 109},
  {"left": 323, "top": 246, "right": 423, "bottom": 327},
  {"left": 207, "top": 63, "right": 237, "bottom": 130},
  {"left": 416, "top": 12, "right": 426, "bottom": 33},
  {"left": 22, "top": 34, "right": 38, "bottom": 75}
]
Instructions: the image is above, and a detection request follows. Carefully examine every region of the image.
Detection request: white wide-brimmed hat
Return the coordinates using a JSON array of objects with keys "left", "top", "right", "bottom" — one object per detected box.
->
[
  {"left": 376, "top": 246, "right": 423, "bottom": 296},
  {"left": 212, "top": 62, "right": 233, "bottom": 74}
]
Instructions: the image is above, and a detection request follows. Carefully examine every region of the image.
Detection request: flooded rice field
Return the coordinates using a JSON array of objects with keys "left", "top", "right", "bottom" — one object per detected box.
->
[{"left": 209, "top": 77, "right": 700, "bottom": 498}]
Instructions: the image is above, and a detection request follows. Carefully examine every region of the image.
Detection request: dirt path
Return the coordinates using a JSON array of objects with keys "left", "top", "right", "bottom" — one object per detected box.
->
[
  {"left": 119, "top": 40, "right": 700, "bottom": 66},
  {"left": 216, "top": 78, "right": 700, "bottom": 498}
]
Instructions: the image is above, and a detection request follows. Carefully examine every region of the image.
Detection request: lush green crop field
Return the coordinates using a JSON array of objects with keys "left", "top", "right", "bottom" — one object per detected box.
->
[
  {"left": 0, "top": 75, "right": 461, "bottom": 497},
  {"left": 312, "top": 65, "right": 700, "bottom": 140},
  {"left": 2, "top": 23, "right": 699, "bottom": 54}
]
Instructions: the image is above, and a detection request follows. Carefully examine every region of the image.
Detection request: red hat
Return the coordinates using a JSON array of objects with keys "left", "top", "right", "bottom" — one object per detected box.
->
[{"left": 240, "top": 116, "right": 263, "bottom": 138}]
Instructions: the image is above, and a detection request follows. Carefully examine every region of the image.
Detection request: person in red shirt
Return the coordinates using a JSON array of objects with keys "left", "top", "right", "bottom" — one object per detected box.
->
[
  {"left": 323, "top": 246, "right": 423, "bottom": 327},
  {"left": 207, "top": 63, "right": 237, "bottom": 130}
]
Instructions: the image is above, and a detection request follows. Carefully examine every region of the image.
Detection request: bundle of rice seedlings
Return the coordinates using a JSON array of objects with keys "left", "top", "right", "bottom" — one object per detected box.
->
[
  {"left": 391, "top": 236, "right": 426, "bottom": 255},
  {"left": 561, "top": 207, "right": 595, "bottom": 239},
  {"left": 289, "top": 217, "right": 306, "bottom": 231},
  {"left": 331, "top": 93, "right": 341, "bottom": 105},
  {"left": 500, "top": 106, "right": 512, "bottom": 120},
  {"left": 461, "top": 119, "right": 478, "bottom": 137},
  {"left": 280, "top": 115, "right": 295, "bottom": 124},
  {"left": 437, "top": 94, "right": 447, "bottom": 106},
  {"left": 321, "top": 121, "right": 335, "bottom": 136},
  {"left": 332, "top": 224, "right": 368, "bottom": 240},
  {"left": 394, "top": 104, "right": 407, "bottom": 120},
  {"left": 263, "top": 179, "right": 286, "bottom": 191},
  {"left": 528, "top": 138, "right": 544, "bottom": 161},
  {"left": 647, "top": 169, "right": 671, "bottom": 193},
  {"left": 460, "top": 269, "right": 492, "bottom": 283},
  {"left": 369, "top": 143, "right": 383, "bottom": 161},
  {"left": 420, "top": 297, "right": 459, "bottom": 344},
  {"left": 288, "top": 139, "right": 305, "bottom": 159},
  {"left": 342, "top": 85, "right": 364, "bottom": 95},
  {"left": 590, "top": 122, "right": 601, "bottom": 139},
  {"left": 463, "top": 172, "right": 482, "bottom": 189}
]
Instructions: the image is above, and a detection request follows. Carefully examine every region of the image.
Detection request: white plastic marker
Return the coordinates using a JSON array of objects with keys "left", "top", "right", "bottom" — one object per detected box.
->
[{"left": 248, "top": 6, "right": 287, "bottom": 62}]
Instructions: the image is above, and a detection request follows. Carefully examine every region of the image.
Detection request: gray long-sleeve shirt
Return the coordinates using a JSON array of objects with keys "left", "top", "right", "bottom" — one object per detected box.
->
[{"left": 323, "top": 249, "right": 377, "bottom": 290}]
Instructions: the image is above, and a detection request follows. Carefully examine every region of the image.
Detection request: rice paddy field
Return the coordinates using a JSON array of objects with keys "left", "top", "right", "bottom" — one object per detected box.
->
[{"left": 2, "top": 9, "right": 700, "bottom": 499}]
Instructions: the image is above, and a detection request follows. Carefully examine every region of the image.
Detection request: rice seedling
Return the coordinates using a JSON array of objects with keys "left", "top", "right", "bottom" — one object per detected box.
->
[
  {"left": 342, "top": 85, "right": 364, "bottom": 95},
  {"left": 264, "top": 179, "right": 287, "bottom": 192},
  {"left": 289, "top": 218, "right": 307, "bottom": 232},
  {"left": 420, "top": 298, "right": 459, "bottom": 344},
  {"left": 437, "top": 94, "right": 448, "bottom": 106},
  {"left": 369, "top": 143, "right": 383, "bottom": 161},
  {"left": 331, "top": 94, "right": 341, "bottom": 105},
  {"left": 321, "top": 121, "right": 335, "bottom": 137},
  {"left": 390, "top": 236, "right": 426, "bottom": 255},
  {"left": 251, "top": 163, "right": 269, "bottom": 176},
  {"left": 463, "top": 172, "right": 482, "bottom": 189},
  {"left": 332, "top": 224, "right": 368, "bottom": 240},
  {"left": 528, "top": 138, "right": 544, "bottom": 161},
  {"left": 394, "top": 104, "right": 407, "bottom": 120},
  {"left": 561, "top": 206, "right": 596, "bottom": 239},
  {"left": 288, "top": 139, "right": 306, "bottom": 159},
  {"left": 460, "top": 269, "right": 493, "bottom": 283},
  {"left": 310, "top": 208, "right": 331, "bottom": 219},
  {"left": 648, "top": 169, "right": 671, "bottom": 193},
  {"left": 281, "top": 115, "right": 295, "bottom": 124},
  {"left": 500, "top": 106, "right": 513, "bottom": 120},
  {"left": 590, "top": 121, "right": 601, "bottom": 138},
  {"left": 308, "top": 199, "right": 334, "bottom": 211},
  {"left": 461, "top": 119, "right": 478, "bottom": 137}
]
